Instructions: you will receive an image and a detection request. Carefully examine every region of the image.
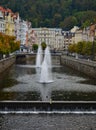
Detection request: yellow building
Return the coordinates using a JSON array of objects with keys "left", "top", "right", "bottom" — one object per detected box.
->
[{"left": 5, "top": 9, "right": 15, "bottom": 36}]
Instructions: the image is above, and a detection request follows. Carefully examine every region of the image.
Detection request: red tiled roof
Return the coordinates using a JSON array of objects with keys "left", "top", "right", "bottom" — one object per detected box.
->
[
  {"left": 0, "top": 6, "right": 19, "bottom": 19},
  {"left": 6, "top": 8, "right": 12, "bottom": 13},
  {"left": 0, "top": 6, "right": 5, "bottom": 12},
  {"left": 0, "top": 6, "right": 13, "bottom": 14},
  {"left": 0, "top": 6, "right": 4, "bottom": 10}
]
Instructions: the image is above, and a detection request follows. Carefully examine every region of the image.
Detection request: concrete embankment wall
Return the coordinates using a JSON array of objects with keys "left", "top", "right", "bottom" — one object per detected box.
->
[
  {"left": 0, "top": 55, "right": 15, "bottom": 73},
  {"left": 16, "top": 53, "right": 61, "bottom": 65},
  {"left": 61, "top": 55, "right": 96, "bottom": 79}
]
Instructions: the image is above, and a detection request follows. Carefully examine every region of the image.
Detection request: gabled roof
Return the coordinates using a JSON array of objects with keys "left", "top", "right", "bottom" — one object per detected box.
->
[
  {"left": 0, "top": 6, "right": 13, "bottom": 14},
  {"left": 6, "top": 8, "right": 12, "bottom": 13},
  {"left": 0, "top": 6, "right": 6, "bottom": 12}
]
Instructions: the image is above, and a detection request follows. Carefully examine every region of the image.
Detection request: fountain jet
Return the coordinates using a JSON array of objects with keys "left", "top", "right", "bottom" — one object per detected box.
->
[
  {"left": 36, "top": 46, "right": 53, "bottom": 83},
  {"left": 36, "top": 45, "right": 43, "bottom": 68}
]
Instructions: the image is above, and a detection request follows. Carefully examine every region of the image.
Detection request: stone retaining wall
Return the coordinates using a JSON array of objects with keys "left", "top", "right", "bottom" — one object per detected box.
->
[
  {"left": 0, "top": 55, "right": 15, "bottom": 73},
  {"left": 16, "top": 53, "right": 61, "bottom": 65},
  {"left": 61, "top": 55, "right": 96, "bottom": 79}
]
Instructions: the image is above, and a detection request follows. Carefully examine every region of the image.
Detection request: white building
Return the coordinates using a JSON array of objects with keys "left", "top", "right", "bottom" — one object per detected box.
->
[
  {"left": 32, "top": 28, "right": 64, "bottom": 50},
  {"left": 82, "top": 26, "right": 96, "bottom": 42},
  {"left": 0, "top": 10, "right": 5, "bottom": 33},
  {"left": 70, "top": 26, "right": 79, "bottom": 33},
  {"left": 14, "top": 13, "right": 21, "bottom": 41},
  {"left": 20, "top": 20, "right": 28, "bottom": 45},
  {"left": 55, "top": 34, "right": 64, "bottom": 50},
  {"left": 71, "top": 26, "right": 95, "bottom": 44}
]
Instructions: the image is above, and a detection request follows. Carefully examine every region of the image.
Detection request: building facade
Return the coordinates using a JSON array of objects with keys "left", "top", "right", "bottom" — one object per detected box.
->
[
  {"left": 31, "top": 28, "right": 64, "bottom": 50},
  {"left": 0, "top": 10, "right": 5, "bottom": 33},
  {"left": 5, "top": 11, "right": 15, "bottom": 36},
  {"left": 20, "top": 20, "right": 28, "bottom": 45},
  {"left": 0, "top": 6, "right": 30, "bottom": 48},
  {"left": 14, "top": 13, "right": 21, "bottom": 41}
]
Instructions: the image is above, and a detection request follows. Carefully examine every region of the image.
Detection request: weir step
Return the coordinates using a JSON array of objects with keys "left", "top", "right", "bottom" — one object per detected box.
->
[{"left": 0, "top": 101, "right": 96, "bottom": 112}]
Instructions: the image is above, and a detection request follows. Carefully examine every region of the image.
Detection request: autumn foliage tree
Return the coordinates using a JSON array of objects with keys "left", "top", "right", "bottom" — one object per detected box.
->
[
  {"left": 68, "top": 43, "right": 76, "bottom": 53},
  {"left": 68, "top": 41, "right": 96, "bottom": 56},
  {"left": 0, "top": 32, "right": 20, "bottom": 58}
]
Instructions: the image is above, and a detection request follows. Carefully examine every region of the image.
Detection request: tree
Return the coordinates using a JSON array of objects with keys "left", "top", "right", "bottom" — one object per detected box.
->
[
  {"left": 41, "top": 42, "right": 46, "bottom": 50},
  {"left": 32, "top": 43, "right": 38, "bottom": 51},
  {"left": 1, "top": 0, "right": 96, "bottom": 28},
  {"left": 74, "top": 11, "right": 96, "bottom": 27},
  {"left": 60, "top": 16, "right": 77, "bottom": 30},
  {"left": 82, "top": 41, "right": 92, "bottom": 55},
  {"left": 0, "top": 33, "right": 20, "bottom": 57},
  {"left": 52, "top": 13, "right": 62, "bottom": 27},
  {"left": 68, "top": 43, "right": 76, "bottom": 53},
  {"left": 75, "top": 41, "right": 84, "bottom": 54},
  {"left": 94, "top": 40, "right": 96, "bottom": 54}
]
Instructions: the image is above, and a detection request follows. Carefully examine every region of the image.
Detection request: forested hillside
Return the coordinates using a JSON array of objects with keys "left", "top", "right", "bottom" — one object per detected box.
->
[{"left": 0, "top": 0, "right": 96, "bottom": 30}]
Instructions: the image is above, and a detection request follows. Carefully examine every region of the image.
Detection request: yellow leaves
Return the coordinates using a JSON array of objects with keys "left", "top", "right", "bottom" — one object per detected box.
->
[
  {"left": 68, "top": 43, "right": 76, "bottom": 53},
  {"left": 0, "top": 32, "right": 20, "bottom": 54},
  {"left": 68, "top": 41, "right": 94, "bottom": 56}
]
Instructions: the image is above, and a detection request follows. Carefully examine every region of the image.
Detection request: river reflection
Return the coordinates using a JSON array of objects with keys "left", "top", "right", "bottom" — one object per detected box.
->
[{"left": 0, "top": 63, "right": 96, "bottom": 101}]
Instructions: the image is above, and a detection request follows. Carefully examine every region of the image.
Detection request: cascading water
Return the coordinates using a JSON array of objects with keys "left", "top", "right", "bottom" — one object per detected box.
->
[{"left": 39, "top": 46, "right": 53, "bottom": 83}]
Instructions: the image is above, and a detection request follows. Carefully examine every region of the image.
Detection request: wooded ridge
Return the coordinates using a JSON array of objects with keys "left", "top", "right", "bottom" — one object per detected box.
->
[{"left": 0, "top": 0, "right": 96, "bottom": 30}]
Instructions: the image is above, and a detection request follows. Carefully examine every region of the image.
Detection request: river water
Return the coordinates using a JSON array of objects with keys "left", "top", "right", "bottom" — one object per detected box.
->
[
  {"left": 0, "top": 61, "right": 96, "bottom": 101},
  {"left": 0, "top": 60, "right": 96, "bottom": 129}
]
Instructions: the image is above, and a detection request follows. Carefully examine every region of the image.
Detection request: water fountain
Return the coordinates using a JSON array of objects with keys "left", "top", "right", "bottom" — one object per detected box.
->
[
  {"left": 36, "top": 45, "right": 43, "bottom": 68},
  {"left": 44, "top": 46, "right": 52, "bottom": 68},
  {"left": 0, "top": 41, "right": 96, "bottom": 130},
  {"left": 36, "top": 45, "right": 53, "bottom": 83},
  {"left": 36, "top": 45, "right": 43, "bottom": 81}
]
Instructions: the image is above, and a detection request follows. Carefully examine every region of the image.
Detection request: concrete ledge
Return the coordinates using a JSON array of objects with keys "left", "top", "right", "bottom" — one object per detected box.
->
[{"left": 0, "top": 101, "right": 96, "bottom": 112}]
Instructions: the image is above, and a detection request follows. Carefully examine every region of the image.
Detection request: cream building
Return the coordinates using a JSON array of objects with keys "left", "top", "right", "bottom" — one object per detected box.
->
[
  {"left": 31, "top": 28, "right": 64, "bottom": 50},
  {"left": 74, "top": 30, "right": 83, "bottom": 44},
  {"left": 5, "top": 9, "right": 15, "bottom": 36}
]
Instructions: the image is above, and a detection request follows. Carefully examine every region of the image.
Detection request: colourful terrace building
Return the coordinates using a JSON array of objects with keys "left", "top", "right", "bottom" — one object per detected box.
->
[{"left": 5, "top": 8, "right": 15, "bottom": 36}]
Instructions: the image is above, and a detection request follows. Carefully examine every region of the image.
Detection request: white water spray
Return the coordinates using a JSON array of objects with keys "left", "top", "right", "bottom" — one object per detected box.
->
[
  {"left": 36, "top": 45, "right": 43, "bottom": 68},
  {"left": 36, "top": 46, "right": 53, "bottom": 83}
]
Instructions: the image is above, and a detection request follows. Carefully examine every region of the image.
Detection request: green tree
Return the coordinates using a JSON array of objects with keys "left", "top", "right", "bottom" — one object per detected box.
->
[
  {"left": 68, "top": 43, "right": 76, "bottom": 53},
  {"left": 74, "top": 11, "right": 96, "bottom": 27},
  {"left": 52, "top": 13, "right": 62, "bottom": 27},
  {"left": 41, "top": 42, "right": 46, "bottom": 50},
  {"left": 32, "top": 43, "right": 38, "bottom": 51},
  {"left": 76, "top": 41, "right": 84, "bottom": 54},
  {"left": 94, "top": 41, "right": 96, "bottom": 54},
  {"left": 60, "top": 16, "right": 77, "bottom": 30},
  {"left": 1, "top": 0, "right": 96, "bottom": 28},
  {"left": 82, "top": 41, "right": 92, "bottom": 55}
]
